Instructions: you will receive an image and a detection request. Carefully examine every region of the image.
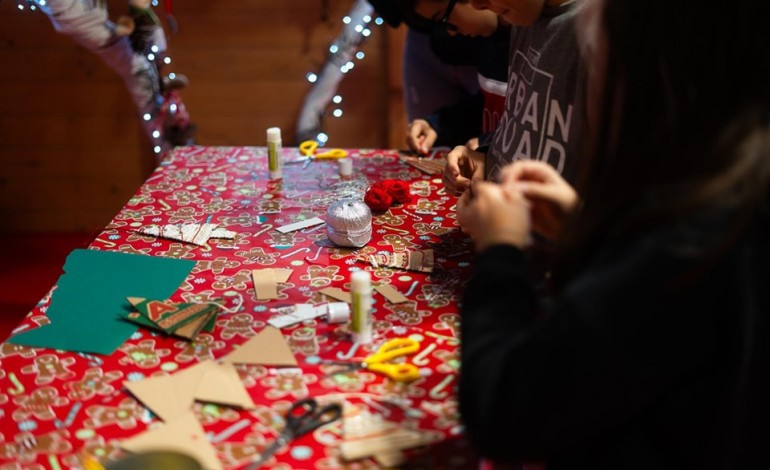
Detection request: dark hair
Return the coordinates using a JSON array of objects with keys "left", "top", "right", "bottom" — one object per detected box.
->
[{"left": 554, "top": 0, "right": 770, "bottom": 286}]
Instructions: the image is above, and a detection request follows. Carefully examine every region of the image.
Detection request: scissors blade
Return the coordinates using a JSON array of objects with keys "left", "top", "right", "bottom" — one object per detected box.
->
[{"left": 245, "top": 434, "right": 289, "bottom": 470}]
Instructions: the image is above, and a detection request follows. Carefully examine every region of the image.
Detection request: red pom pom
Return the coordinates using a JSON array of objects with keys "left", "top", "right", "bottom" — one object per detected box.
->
[
  {"left": 364, "top": 186, "right": 393, "bottom": 212},
  {"left": 382, "top": 179, "right": 412, "bottom": 204}
]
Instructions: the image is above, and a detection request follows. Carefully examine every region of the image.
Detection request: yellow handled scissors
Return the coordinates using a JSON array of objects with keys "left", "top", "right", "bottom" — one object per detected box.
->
[
  {"left": 296, "top": 140, "right": 348, "bottom": 167},
  {"left": 324, "top": 338, "right": 421, "bottom": 382}
]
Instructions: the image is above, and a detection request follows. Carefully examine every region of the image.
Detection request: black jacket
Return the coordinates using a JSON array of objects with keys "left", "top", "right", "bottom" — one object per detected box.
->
[{"left": 459, "top": 208, "right": 770, "bottom": 469}]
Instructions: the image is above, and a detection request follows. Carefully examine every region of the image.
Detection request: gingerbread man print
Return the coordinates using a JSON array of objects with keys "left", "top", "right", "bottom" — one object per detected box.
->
[
  {"left": 212, "top": 269, "right": 252, "bottom": 290},
  {"left": 373, "top": 211, "right": 407, "bottom": 227},
  {"left": 260, "top": 369, "right": 316, "bottom": 400},
  {"left": 174, "top": 333, "right": 226, "bottom": 363},
  {"left": 83, "top": 397, "right": 144, "bottom": 430},
  {"left": 20, "top": 354, "right": 76, "bottom": 385},
  {"left": 217, "top": 313, "right": 262, "bottom": 340},
  {"left": 383, "top": 301, "right": 432, "bottom": 325},
  {"left": 299, "top": 265, "right": 345, "bottom": 288},
  {"left": 12, "top": 387, "right": 68, "bottom": 421},
  {"left": 65, "top": 368, "right": 123, "bottom": 401},
  {"left": 9, "top": 430, "right": 72, "bottom": 464},
  {"left": 192, "top": 256, "right": 241, "bottom": 275},
  {"left": 377, "top": 234, "right": 419, "bottom": 253},
  {"left": 157, "top": 242, "right": 197, "bottom": 259},
  {"left": 0, "top": 343, "right": 36, "bottom": 360},
  {"left": 234, "top": 246, "right": 280, "bottom": 266},
  {"left": 118, "top": 339, "right": 172, "bottom": 369}
]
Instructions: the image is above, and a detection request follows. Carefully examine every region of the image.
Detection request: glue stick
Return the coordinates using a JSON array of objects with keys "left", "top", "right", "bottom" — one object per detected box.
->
[
  {"left": 266, "top": 127, "right": 283, "bottom": 179},
  {"left": 350, "top": 271, "right": 373, "bottom": 344}
]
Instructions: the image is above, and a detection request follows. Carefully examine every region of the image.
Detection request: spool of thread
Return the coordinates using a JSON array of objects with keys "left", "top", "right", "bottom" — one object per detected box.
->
[
  {"left": 325, "top": 302, "right": 351, "bottom": 324},
  {"left": 338, "top": 158, "right": 353, "bottom": 177},
  {"left": 326, "top": 199, "right": 372, "bottom": 248}
]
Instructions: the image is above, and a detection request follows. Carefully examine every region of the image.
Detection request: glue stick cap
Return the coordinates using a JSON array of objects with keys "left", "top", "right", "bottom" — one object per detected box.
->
[
  {"left": 267, "top": 127, "right": 281, "bottom": 142},
  {"left": 351, "top": 271, "right": 371, "bottom": 292}
]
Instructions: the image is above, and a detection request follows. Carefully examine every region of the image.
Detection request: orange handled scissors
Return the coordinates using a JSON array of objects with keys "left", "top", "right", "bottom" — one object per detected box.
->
[{"left": 324, "top": 338, "right": 421, "bottom": 382}]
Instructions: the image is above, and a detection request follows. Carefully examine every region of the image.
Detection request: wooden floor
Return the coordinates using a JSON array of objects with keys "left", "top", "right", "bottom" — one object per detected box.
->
[{"left": 0, "top": 232, "right": 92, "bottom": 341}]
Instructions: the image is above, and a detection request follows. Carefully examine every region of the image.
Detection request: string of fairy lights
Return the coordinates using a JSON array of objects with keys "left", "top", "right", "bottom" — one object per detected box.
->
[
  {"left": 296, "top": 0, "right": 383, "bottom": 145},
  {"left": 15, "top": 0, "right": 180, "bottom": 156},
  {"left": 15, "top": 0, "right": 383, "bottom": 149}
]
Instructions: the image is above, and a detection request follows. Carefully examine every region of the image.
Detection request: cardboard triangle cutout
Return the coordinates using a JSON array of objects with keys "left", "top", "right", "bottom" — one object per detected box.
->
[
  {"left": 222, "top": 326, "right": 297, "bottom": 366},
  {"left": 194, "top": 361, "right": 255, "bottom": 409},
  {"left": 120, "top": 412, "right": 223, "bottom": 470}
]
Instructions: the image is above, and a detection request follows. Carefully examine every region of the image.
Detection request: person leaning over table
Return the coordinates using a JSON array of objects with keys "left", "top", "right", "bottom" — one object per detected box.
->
[
  {"left": 367, "top": 0, "right": 481, "bottom": 130},
  {"left": 456, "top": 0, "right": 770, "bottom": 467},
  {"left": 392, "top": 0, "right": 510, "bottom": 154},
  {"left": 442, "top": 0, "right": 586, "bottom": 193}
]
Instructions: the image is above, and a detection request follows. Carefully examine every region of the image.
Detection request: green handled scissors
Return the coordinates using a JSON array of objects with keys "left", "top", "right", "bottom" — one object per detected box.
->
[{"left": 324, "top": 337, "right": 421, "bottom": 382}]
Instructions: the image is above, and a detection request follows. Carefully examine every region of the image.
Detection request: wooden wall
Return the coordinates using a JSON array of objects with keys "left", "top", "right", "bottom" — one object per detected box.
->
[{"left": 0, "top": 0, "right": 406, "bottom": 233}]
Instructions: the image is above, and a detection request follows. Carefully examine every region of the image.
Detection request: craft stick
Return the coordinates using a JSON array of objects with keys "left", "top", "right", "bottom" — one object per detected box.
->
[
  {"left": 276, "top": 217, "right": 325, "bottom": 233},
  {"left": 374, "top": 284, "right": 409, "bottom": 304}
]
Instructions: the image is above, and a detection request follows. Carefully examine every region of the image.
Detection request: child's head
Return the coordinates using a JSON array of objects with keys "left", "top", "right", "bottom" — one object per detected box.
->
[
  {"left": 469, "top": 0, "right": 569, "bottom": 26},
  {"left": 396, "top": 0, "right": 499, "bottom": 37}
]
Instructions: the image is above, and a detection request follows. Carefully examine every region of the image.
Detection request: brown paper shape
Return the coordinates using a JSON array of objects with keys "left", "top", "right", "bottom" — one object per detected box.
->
[
  {"left": 221, "top": 326, "right": 298, "bottom": 366},
  {"left": 374, "top": 284, "right": 409, "bottom": 304},
  {"left": 123, "top": 375, "right": 183, "bottom": 422},
  {"left": 120, "top": 412, "right": 223, "bottom": 470},
  {"left": 340, "top": 428, "right": 435, "bottom": 461},
  {"left": 399, "top": 155, "right": 446, "bottom": 175},
  {"left": 319, "top": 287, "right": 352, "bottom": 304},
  {"left": 135, "top": 223, "right": 235, "bottom": 246},
  {"left": 362, "top": 250, "right": 434, "bottom": 273},
  {"left": 124, "top": 361, "right": 210, "bottom": 422},
  {"left": 252, "top": 268, "right": 293, "bottom": 300},
  {"left": 194, "top": 361, "right": 255, "bottom": 409}
]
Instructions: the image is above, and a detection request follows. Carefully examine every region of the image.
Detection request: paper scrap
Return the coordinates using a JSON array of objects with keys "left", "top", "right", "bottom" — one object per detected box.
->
[
  {"left": 124, "top": 360, "right": 210, "bottom": 422},
  {"left": 361, "top": 249, "right": 434, "bottom": 273},
  {"left": 267, "top": 304, "right": 327, "bottom": 329},
  {"left": 374, "top": 284, "right": 409, "bottom": 304},
  {"left": 194, "top": 361, "right": 255, "bottom": 410},
  {"left": 399, "top": 155, "right": 446, "bottom": 175},
  {"left": 251, "top": 268, "right": 293, "bottom": 300},
  {"left": 8, "top": 249, "right": 195, "bottom": 355},
  {"left": 123, "top": 297, "right": 220, "bottom": 340},
  {"left": 221, "top": 326, "right": 298, "bottom": 366},
  {"left": 319, "top": 287, "right": 352, "bottom": 304},
  {"left": 340, "top": 428, "right": 435, "bottom": 461},
  {"left": 276, "top": 217, "right": 325, "bottom": 233},
  {"left": 120, "top": 412, "right": 223, "bottom": 470},
  {"left": 135, "top": 223, "right": 235, "bottom": 246}
]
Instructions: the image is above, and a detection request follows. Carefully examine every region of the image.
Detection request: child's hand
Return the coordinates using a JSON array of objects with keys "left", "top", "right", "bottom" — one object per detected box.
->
[
  {"left": 457, "top": 180, "right": 532, "bottom": 252},
  {"left": 406, "top": 119, "right": 438, "bottom": 155},
  {"left": 443, "top": 145, "right": 485, "bottom": 196},
  {"left": 500, "top": 160, "right": 578, "bottom": 240}
]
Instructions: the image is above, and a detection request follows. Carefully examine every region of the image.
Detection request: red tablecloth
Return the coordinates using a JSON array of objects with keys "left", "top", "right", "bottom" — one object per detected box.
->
[{"left": 0, "top": 146, "right": 476, "bottom": 469}]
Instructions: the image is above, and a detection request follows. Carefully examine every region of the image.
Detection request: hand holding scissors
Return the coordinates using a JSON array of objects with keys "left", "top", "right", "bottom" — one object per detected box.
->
[
  {"left": 325, "top": 338, "right": 421, "bottom": 382},
  {"left": 246, "top": 398, "right": 342, "bottom": 469}
]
